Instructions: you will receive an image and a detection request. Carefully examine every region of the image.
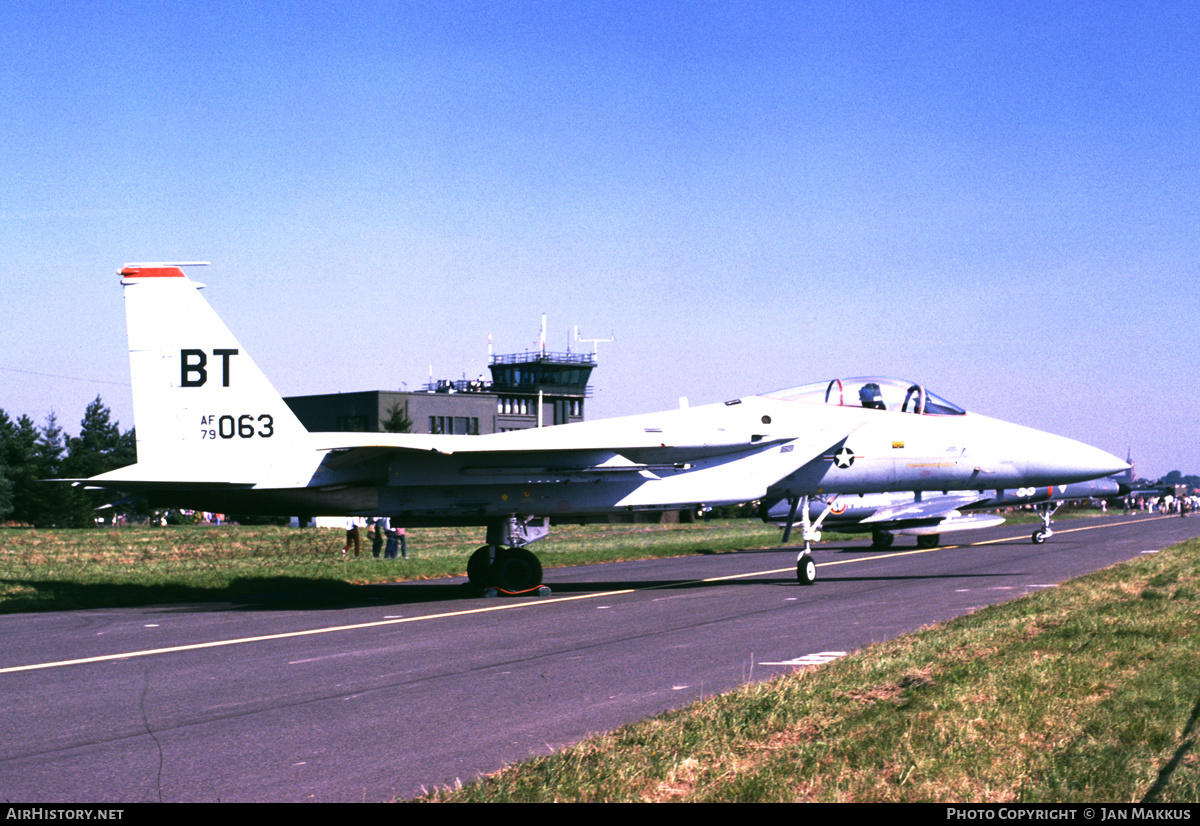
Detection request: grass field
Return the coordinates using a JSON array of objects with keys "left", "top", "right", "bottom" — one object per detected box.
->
[
  {"left": 418, "top": 534, "right": 1200, "bottom": 803},
  {"left": 0, "top": 518, "right": 786, "bottom": 613},
  {"left": 0, "top": 507, "right": 1112, "bottom": 614}
]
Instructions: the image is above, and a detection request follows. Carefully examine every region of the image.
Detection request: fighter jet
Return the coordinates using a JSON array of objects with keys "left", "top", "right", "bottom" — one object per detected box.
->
[
  {"left": 763, "top": 475, "right": 1125, "bottom": 550},
  {"left": 81, "top": 264, "right": 1128, "bottom": 591}
]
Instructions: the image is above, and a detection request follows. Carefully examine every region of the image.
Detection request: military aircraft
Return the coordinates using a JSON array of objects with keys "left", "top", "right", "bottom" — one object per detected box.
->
[
  {"left": 82, "top": 264, "right": 1128, "bottom": 591},
  {"left": 762, "top": 475, "right": 1126, "bottom": 550}
]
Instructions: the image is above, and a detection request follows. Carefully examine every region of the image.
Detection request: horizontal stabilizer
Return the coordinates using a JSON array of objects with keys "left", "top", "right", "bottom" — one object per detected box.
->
[
  {"left": 86, "top": 461, "right": 258, "bottom": 489},
  {"left": 76, "top": 480, "right": 256, "bottom": 492}
]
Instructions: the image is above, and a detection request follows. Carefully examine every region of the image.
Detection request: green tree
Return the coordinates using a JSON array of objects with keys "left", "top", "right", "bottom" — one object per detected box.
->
[
  {"left": 0, "top": 411, "right": 15, "bottom": 522},
  {"left": 0, "top": 411, "right": 41, "bottom": 525},
  {"left": 64, "top": 397, "right": 135, "bottom": 477},
  {"left": 0, "top": 398, "right": 137, "bottom": 527},
  {"left": 26, "top": 411, "right": 85, "bottom": 527},
  {"left": 381, "top": 401, "right": 413, "bottom": 433},
  {"left": 63, "top": 396, "right": 138, "bottom": 521},
  {"left": 0, "top": 464, "right": 11, "bottom": 522}
]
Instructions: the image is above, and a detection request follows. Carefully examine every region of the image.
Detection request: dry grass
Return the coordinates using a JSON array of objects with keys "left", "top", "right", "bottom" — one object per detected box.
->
[
  {"left": 0, "top": 519, "right": 786, "bottom": 612},
  {"left": 419, "top": 537, "right": 1200, "bottom": 802}
]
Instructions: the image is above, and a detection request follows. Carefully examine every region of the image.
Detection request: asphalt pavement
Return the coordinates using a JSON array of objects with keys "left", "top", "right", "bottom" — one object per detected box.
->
[{"left": 1, "top": 512, "right": 1196, "bottom": 802}]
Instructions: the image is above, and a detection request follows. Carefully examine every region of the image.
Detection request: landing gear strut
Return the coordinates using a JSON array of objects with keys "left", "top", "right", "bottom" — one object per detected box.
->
[
  {"left": 780, "top": 494, "right": 830, "bottom": 586},
  {"left": 1032, "top": 502, "right": 1061, "bottom": 544},
  {"left": 467, "top": 516, "right": 550, "bottom": 594}
]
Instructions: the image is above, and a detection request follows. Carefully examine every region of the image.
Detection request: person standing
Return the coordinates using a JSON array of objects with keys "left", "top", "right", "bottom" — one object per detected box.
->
[
  {"left": 371, "top": 517, "right": 390, "bottom": 558},
  {"left": 342, "top": 516, "right": 363, "bottom": 557},
  {"left": 385, "top": 524, "right": 407, "bottom": 559}
]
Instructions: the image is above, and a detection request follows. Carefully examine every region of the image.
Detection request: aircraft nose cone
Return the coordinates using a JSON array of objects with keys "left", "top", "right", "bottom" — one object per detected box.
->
[
  {"left": 969, "top": 416, "right": 1129, "bottom": 488},
  {"left": 1024, "top": 436, "right": 1128, "bottom": 485}
]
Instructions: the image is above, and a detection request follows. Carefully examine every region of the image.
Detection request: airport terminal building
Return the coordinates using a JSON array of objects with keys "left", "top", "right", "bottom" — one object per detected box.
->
[{"left": 283, "top": 349, "right": 596, "bottom": 435}]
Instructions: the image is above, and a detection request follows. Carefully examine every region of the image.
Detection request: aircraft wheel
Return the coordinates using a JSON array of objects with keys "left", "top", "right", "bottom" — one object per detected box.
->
[
  {"left": 916, "top": 534, "right": 940, "bottom": 549},
  {"left": 796, "top": 554, "right": 817, "bottom": 586},
  {"left": 467, "top": 545, "right": 495, "bottom": 587},
  {"left": 872, "top": 530, "right": 894, "bottom": 549},
  {"left": 1032, "top": 530, "right": 1047, "bottom": 545},
  {"left": 492, "top": 547, "right": 544, "bottom": 593}
]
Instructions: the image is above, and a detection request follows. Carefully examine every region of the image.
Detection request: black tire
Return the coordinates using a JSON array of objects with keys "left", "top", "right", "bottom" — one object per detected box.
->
[
  {"left": 916, "top": 534, "right": 940, "bottom": 549},
  {"left": 796, "top": 554, "right": 817, "bottom": 586},
  {"left": 467, "top": 545, "right": 494, "bottom": 587},
  {"left": 491, "top": 547, "right": 544, "bottom": 592},
  {"left": 1032, "top": 530, "right": 1047, "bottom": 545},
  {"left": 872, "top": 530, "right": 894, "bottom": 549}
]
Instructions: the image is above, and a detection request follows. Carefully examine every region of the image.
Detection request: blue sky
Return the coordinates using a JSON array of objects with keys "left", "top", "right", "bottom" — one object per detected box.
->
[{"left": 1, "top": 1, "right": 1196, "bottom": 480}]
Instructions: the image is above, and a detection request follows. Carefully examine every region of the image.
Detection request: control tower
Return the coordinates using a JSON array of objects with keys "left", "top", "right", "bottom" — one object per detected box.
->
[
  {"left": 284, "top": 319, "right": 600, "bottom": 435},
  {"left": 488, "top": 349, "right": 595, "bottom": 430}
]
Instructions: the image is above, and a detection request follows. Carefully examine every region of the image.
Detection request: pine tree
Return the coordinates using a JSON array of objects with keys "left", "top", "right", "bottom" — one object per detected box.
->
[
  {"left": 0, "top": 412, "right": 40, "bottom": 525},
  {"left": 0, "top": 399, "right": 138, "bottom": 527},
  {"left": 64, "top": 397, "right": 131, "bottom": 478},
  {"left": 381, "top": 401, "right": 413, "bottom": 433},
  {"left": 0, "top": 411, "right": 15, "bottom": 522},
  {"left": 0, "top": 463, "right": 11, "bottom": 522},
  {"left": 22, "top": 412, "right": 84, "bottom": 527},
  {"left": 62, "top": 397, "right": 138, "bottom": 524}
]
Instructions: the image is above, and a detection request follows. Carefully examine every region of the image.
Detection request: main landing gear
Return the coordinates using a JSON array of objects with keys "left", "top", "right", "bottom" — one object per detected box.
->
[
  {"left": 780, "top": 494, "right": 829, "bottom": 586},
  {"left": 468, "top": 545, "right": 544, "bottom": 593},
  {"left": 467, "top": 516, "right": 551, "bottom": 595},
  {"left": 1031, "top": 501, "right": 1061, "bottom": 544}
]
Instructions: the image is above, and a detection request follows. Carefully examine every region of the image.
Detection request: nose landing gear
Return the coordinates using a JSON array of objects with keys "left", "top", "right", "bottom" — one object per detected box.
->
[
  {"left": 780, "top": 495, "right": 828, "bottom": 586},
  {"left": 1031, "top": 502, "right": 1061, "bottom": 544}
]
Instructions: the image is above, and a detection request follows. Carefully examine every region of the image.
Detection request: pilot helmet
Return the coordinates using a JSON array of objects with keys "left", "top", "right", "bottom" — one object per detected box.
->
[{"left": 859, "top": 383, "right": 885, "bottom": 410}]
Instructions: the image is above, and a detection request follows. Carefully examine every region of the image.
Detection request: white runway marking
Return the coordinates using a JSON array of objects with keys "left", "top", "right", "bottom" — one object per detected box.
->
[{"left": 759, "top": 651, "right": 847, "bottom": 667}]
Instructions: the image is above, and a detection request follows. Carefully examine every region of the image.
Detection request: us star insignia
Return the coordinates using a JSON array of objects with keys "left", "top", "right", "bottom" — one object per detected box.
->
[{"left": 833, "top": 447, "right": 857, "bottom": 468}]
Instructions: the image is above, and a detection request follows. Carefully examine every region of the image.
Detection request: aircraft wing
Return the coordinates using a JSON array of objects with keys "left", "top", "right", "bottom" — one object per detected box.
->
[
  {"left": 313, "top": 413, "right": 864, "bottom": 508},
  {"left": 310, "top": 395, "right": 826, "bottom": 457}
]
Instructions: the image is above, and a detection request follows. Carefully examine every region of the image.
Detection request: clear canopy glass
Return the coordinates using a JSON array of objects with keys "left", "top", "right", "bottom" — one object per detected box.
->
[{"left": 763, "top": 377, "right": 966, "bottom": 415}]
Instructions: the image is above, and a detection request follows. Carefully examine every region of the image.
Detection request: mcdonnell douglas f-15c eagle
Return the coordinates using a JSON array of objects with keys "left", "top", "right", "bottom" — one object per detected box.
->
[{"left": 82, "top": 264, "right": 1128, "bottom": 591}]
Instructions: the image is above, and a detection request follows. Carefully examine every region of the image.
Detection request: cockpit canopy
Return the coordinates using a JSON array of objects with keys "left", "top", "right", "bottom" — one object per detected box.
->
[{"left": 764, "top": 377, "right": 967, "bottom": 416}]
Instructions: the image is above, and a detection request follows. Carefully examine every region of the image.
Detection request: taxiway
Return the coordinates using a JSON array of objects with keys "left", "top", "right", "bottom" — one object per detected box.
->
[{"left": 1, "top": 514, "right": 1195, "bottom": 802}]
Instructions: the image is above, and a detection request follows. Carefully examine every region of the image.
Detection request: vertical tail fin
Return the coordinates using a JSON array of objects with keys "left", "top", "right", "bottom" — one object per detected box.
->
[{"left": 116, "top": 263, "right": 308, "bottom": 483}]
